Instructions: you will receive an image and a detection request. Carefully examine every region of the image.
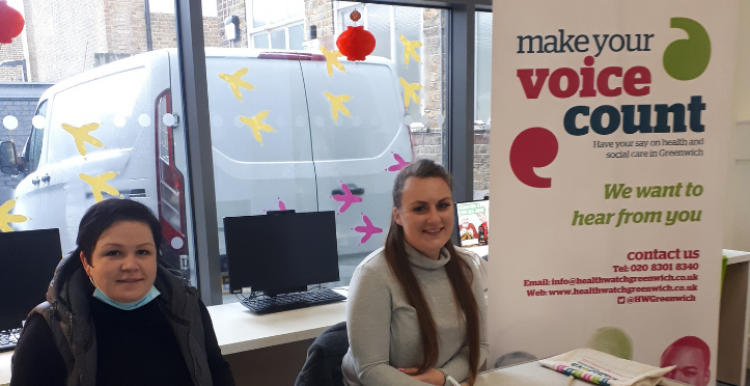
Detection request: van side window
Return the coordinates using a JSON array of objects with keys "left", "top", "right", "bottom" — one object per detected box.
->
[
  {"left": 27, "top": 100, "right": 48, "bottom": 173},
  {"left": 47, "top": 68, "right": 146, "bottom": 164}
]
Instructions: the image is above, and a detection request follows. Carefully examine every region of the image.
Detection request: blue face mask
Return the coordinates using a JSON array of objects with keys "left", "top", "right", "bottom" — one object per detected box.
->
[{"left": 92, "top": 283, "right": 161, "bottom": 311}]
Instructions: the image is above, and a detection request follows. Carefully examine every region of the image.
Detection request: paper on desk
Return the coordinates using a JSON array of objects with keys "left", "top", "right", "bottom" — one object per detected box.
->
[{"left": 539, "top": 349, "right": 675, "bottom": 386}]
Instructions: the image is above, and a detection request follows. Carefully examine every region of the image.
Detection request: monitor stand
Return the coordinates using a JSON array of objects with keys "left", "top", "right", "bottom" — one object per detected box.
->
[{"left": 266, "top": 286, "right": 307, "bottom": 297}]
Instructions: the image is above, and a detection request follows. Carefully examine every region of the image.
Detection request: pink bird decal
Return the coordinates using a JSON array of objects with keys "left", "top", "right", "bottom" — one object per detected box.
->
[
  {"left": 263, "top": 197, "right": 287, "bottom": 213},
  {"left": 331, "top": 183, "right": 362, "bottom": 214},
  {"left": 387, "top": 152, "right": 410, "bottom": 172},
  {"left": 353, "top": 215, "right": 383, "bottom": 245}
]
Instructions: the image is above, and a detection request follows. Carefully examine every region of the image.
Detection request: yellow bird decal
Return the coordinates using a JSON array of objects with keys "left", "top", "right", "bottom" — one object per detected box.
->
[
  {"left": 399, "top": 35, "right": 422, "bottom": 67},
  {"left": 399, "top": 78, "right": 422, "bottom": 108},
  {"left": 218, "top": 67, "right": 256, "bottom": 101},
  {"left": 240, "top": 111, "right": 276, "bottom": 145},
  {"left": 324, "top": 92, "right": 352, "bottom": 122},
  {"left": 0, "top": 199, "right": 27, "bottom": 232},
  {"left": 80, "top": 172, "right": 120, "bottom": 203},
  {"left": 61, "top": 123, "right": 103, "bottom": 156},
  {"left": 320, "top": 47, "right": 346, "bottom": 78}
]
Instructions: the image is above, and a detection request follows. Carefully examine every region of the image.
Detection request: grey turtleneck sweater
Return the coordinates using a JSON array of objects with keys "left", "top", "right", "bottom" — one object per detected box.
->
[{"left": 341, "top": 245, "right": 488, "bottom": 386}]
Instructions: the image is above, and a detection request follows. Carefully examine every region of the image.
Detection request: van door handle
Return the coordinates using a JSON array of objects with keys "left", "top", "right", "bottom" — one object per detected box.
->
[
  {"left": 41, "top": 174, "right": 50, "bottom": 183},
  {"left": 332, "top": 184, "right": 365, "bottom": 196}
]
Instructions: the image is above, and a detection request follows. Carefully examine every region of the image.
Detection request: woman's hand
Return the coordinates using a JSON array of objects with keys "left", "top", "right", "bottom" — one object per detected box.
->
[{"left": 398, "top": 367, "right": 445, "bottom": 386}]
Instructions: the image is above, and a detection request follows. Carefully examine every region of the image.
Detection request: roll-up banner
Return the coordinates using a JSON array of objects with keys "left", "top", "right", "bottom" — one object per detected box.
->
[{"left": 488, "top": 2, "right": 739, "bottom": 386}]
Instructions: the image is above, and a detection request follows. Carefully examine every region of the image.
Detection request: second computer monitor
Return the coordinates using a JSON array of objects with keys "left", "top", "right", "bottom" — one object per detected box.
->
[
  {"left": 223, "top": 211, "right": 340, "bottom": 295},
  {"left": 0, "top": 228, "right": 63, "bottom": 331}
]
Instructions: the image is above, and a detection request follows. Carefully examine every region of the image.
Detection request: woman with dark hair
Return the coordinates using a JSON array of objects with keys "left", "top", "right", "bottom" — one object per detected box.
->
[
  {"left": 342, "top": 159, "right": 488, "bottom": 386},
  {"left": 11, "top": 199, "right": 234, "bottom": 386}
]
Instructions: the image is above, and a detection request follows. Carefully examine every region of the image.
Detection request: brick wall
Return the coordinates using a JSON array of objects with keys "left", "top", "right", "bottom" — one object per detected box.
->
[
  {"left": 474, "top": 130, "right": 490, "bottom": 192},
  {"left": 217, "top": 0, "right": 248, "bottom": 48},
  {"left": 0, "top": 99, "right": 37, "bottom": 199},
  {"left": 149, "top": 13, "right": 222, "bottom": 50},
  {"left": 104, "top": 0, "right": 149, "bottom": 54},
  {"left": 305, "top": 0, "right": 334, "bottom": 39},
  {"left": 24, "top": 0, "right": 109, "bottom": 82},
  {"left": 410, "top": 129, "right": 491, "bottom": 193},
  {"left": 204, "top": 16, "right": 223, "bottom": 48},
  {"left": 412, "top": 8, "right": 445, "bottom": 165},
  {"left": 23, "top": 0, "right": 223, "bottom": 82},
  {"left": 0, "top": 38, "right": 26, "bottom": 82}
]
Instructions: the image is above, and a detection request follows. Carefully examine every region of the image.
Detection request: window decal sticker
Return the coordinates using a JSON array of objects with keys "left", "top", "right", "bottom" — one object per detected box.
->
[
  {"left": 219, "top": 67, "right": 256, "bottom": 101},
  {"left": 0, "top": 199, "right": 27, "bottom": 232},
  {"left": 324, "top": 91, "right": 353, "bottom": 122},
  {"left": 399, "top": 34, "right": 422, "bottom": 68},
  {"left": 80, "top": 172, "right": 120, "bottom": 202},
  {"left": 62, "top": 123, "right": 103, "bottom": 156},
  {"left": 399, "top": 78, "right": 422, "bottom": 107},
  {"left": 240, "top": 111, "right": 276, "bottom": 146}
]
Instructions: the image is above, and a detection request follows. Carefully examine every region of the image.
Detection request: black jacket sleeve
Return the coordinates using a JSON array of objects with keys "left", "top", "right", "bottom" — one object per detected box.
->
[
  {"left": 10, "top": 313, "right": 67, "bottom": 386},
  {"left": 198, "top": 299, "right": 235, "bottom": 386}
]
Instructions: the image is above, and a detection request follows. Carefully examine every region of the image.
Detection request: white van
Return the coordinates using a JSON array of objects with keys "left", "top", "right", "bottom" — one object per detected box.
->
[{"left": 0, "top": 48, "right": 413, "bottom": 276}]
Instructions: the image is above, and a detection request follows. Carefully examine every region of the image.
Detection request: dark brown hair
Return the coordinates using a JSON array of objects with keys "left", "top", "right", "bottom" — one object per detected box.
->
[
  {"left": 74, "top": 198, "right": 164, "bottom": 266},
  {"left": 385, "top": 159, "right": 481, "bottom": 385}
]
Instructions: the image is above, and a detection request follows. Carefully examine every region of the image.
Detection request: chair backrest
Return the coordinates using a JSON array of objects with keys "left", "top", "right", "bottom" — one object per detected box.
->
[{"left": 295, "top": 322, "right": 349, "bottom": 386}]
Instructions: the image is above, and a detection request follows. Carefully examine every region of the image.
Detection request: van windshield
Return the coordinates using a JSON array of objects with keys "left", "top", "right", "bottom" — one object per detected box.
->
[{"left": 47, "top": 68, "right": 148, "bottom": 164}]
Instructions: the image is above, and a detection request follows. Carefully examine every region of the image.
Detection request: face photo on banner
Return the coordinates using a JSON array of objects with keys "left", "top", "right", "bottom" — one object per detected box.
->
[{"left": 487, "top": 1, "right": 739, "bottom": 385}]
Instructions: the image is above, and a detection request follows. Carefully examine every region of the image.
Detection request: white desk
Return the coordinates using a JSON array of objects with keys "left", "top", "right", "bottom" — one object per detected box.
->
[
  {"left": 0, "top": 351, "right": 10, "bottom": 386},
  {"left": 718, "top": 249, "right": 750, "bottom": 386},
  {"left": 465, "top": 245, "right": 489, "bottom": 259},
  {"left": 476, "top": 361, "right": 687, "bottom": 386},
  {"left": 207, "top": 292, "right": 347, "bottom": 355}
]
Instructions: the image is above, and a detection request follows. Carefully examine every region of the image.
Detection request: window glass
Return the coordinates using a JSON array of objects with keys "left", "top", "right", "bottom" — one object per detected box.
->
[
  {"left": 253, "top": 33, "right": 270, "bottom": 49},
  {"left": 337, "top": 4, "right": 365, "bottom": 32},
  {"left": 47, "top": 69, "right": 147, "bottom": 164},
  {"left": 209, "top": 1, "right": 446, "bottom": 302},
  {"left": 271, "top": 29, "right": 286, "bottom": 49},
  {"left": 252, "top": 0, "right": 305, "bottom": 28},
  {"left": 368, "top": 5, "right": 392, "bottom": 60},
  {"left": 289, "top": 24, "right": 304, "bottom": 51},
  {"left": 474, "top": 12, "right": 492, "bottom": 199},
  {"left": 27, "top": 101, "right": 48, "bottom": 174},
  {"left": 0, "top": 0, "right": 197, "bottom": 291}
]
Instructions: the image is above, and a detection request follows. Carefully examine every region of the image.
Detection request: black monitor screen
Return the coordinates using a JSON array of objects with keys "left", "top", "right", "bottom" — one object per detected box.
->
[
  {"left": 224, "top": 211, "right": 340, "bottom": 294},
  {"left": 0, "top": 229, "right": 62, "bottom": 330}
]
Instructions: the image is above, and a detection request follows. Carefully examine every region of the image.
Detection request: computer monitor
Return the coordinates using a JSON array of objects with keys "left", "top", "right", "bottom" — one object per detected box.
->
[
  {"left": 455, "top": 199, "right": 490, "bottom": 248},
  {"left": 0, "top": 229, "right": 62, "bottom": 331},
  {"left": 223, "top": 211, "right": 340, "bottom": 295}
]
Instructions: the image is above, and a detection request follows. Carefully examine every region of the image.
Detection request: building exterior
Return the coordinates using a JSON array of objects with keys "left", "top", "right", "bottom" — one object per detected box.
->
[
  {"left": 0, "top": 0, "right": 491, "bottom": 193},
  {"left": 0, "top": 36, "right": 26, "bottom": 82}
]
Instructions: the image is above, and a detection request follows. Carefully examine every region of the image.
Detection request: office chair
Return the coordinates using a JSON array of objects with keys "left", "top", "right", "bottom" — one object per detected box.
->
[{"left": 294, "top": 322, "right": 349, "bottom": 386}]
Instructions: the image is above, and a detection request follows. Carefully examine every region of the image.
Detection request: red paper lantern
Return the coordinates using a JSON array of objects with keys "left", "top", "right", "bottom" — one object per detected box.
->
[
  {"left": 0, "top": 1, "right": 25, "bottom": 45},
  {"left": 336, "top": 26, "right": 376, "bottom": 62}
]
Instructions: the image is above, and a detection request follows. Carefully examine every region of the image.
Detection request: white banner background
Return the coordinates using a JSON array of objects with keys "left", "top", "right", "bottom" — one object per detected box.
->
[{"left": 488, "top": 2, "right": 739, "bottom": 386}]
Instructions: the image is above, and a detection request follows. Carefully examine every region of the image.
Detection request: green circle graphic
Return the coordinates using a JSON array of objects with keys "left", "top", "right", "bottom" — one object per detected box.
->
[
  {"left": 586, "top": 327, "right": 633, "bottom": 360},
  {"left": 663, "top": 18, "right": 711, "bottom": 81}
]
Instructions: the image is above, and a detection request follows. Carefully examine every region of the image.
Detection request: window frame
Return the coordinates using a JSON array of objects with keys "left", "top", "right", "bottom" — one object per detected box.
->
[
  {"left": 245, "top": 0, "right": 305, "bottom": 49},
  {"left": 26, "top": 100, "right": 48, "bottom": 174},
  {"left": 174, "top": 0, "right": 491, "bottom": 305}
]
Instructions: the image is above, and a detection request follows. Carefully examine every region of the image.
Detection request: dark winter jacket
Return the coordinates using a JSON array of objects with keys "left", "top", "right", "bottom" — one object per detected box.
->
[
  {"left": 11, "top": 254, "right": 234, "bottom": 386},
  {"left": 295, "top": 322, "right": 349, "bottom": 386}
]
